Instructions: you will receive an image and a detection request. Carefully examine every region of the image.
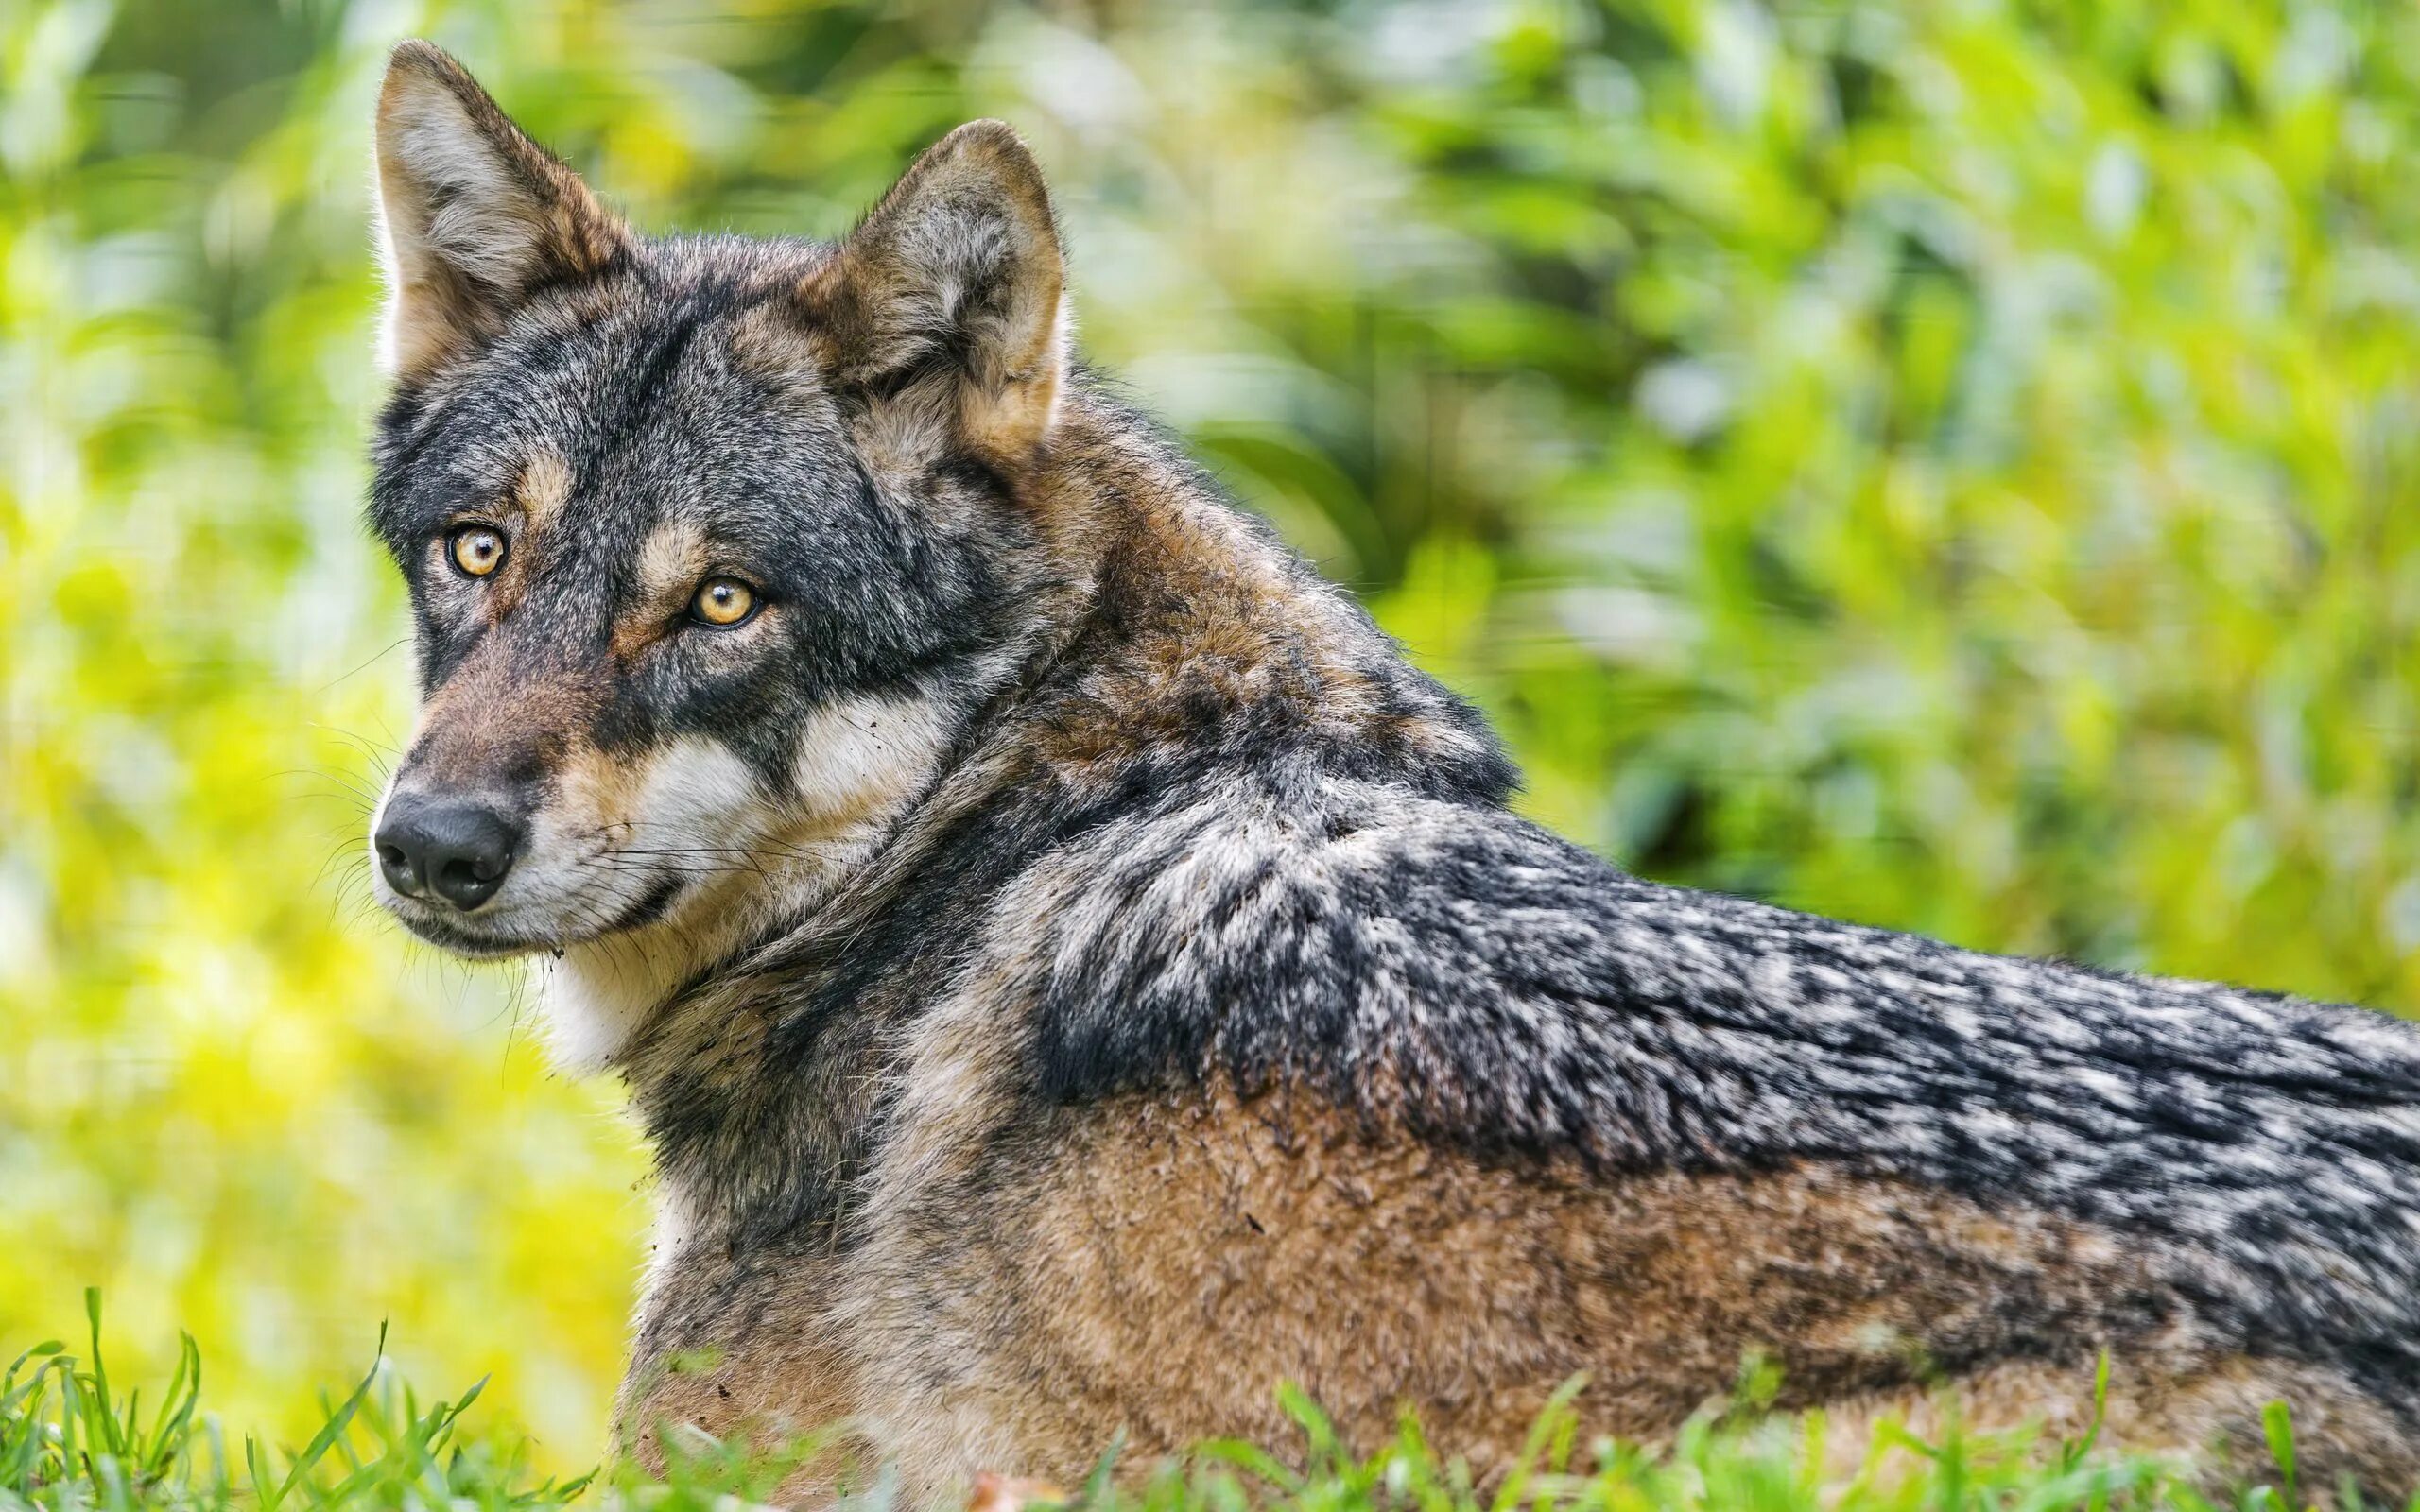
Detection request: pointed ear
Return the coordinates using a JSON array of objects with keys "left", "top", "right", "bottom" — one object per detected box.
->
[
  {"left": 804, "top": 120, "right": 1070, "bottom": 462},
  {"left": 372, "top": 41, "right": 630, "bottom": 380}
]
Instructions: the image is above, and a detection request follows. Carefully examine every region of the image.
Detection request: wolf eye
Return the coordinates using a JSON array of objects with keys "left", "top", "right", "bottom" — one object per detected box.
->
[
  {"left": 690, "top": 577, "right": 756, "bottom": 627},
  {"left": 448, "top": 525, "right": 507, "bottom": 578}
]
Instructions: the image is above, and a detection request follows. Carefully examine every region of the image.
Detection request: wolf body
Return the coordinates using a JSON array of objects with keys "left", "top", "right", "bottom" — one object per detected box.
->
[{"left": 363, "top": 42, "right": 2420, "bottom": 1503}]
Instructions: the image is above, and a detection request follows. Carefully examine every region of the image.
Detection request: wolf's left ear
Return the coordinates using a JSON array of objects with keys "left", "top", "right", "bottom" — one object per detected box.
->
[
  {"left": 372, "top": 41, "right": 630, "bottom": 380},
  {"left": 804, "top": 121, "right": 1069, "bottom": 462}
]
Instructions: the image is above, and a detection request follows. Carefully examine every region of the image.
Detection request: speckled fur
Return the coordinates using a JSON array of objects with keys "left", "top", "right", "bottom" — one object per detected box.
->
[{"left": 363, "top": 43, "right": 2420, "bottom": 1506}]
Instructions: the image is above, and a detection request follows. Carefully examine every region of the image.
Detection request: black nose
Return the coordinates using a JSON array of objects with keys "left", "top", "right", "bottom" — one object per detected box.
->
[{"left": 375, "top": 793, "right": 524, "bottom": 911}]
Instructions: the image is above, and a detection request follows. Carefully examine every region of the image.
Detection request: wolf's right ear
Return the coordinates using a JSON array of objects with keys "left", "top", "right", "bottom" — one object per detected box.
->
[
  {"left": 372, "top": 41, "right": 629, "bottom": 381},
  {"left": 803, "top": 121, "right": 1069, "bottom": 464}
]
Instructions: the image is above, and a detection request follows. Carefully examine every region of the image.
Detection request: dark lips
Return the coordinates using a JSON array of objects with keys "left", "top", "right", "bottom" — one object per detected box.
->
[{"left": 384, "top": 899, "right": 546, "bottom": 958}]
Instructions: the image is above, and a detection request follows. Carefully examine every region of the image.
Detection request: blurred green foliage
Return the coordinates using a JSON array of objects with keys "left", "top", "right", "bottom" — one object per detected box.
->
[{"left": 5, "top": 0, "right": 2418, "bottom": 1470}]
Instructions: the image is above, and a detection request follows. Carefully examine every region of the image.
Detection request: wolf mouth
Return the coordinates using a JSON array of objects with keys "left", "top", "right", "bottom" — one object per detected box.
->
[
  {"left": 384, "top": 905, "right": 555, "bottom": 958},
  {"left": 385, "top": 871, "right": 689, "bottom": 958}
]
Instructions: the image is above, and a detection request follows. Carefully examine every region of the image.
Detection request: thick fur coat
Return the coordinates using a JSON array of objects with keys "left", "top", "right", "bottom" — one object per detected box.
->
[{"left": 361, "top": 41, "right": 2420, "bottom": 1503}]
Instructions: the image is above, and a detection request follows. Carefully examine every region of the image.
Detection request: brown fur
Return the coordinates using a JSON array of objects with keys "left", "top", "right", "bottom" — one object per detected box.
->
[
  {"left": 402, "top": 636, "right": 595, "bottom": 785},
  {"left": 617, "top": 1075, "right": 2417, "bottom": 1503},
  {"left": 619, "top": 1050, "right": 2420, "bottom": 1500}
]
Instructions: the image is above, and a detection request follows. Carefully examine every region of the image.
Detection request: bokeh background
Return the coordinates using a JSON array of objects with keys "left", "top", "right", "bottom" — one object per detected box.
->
[{"left": 8, "top": 0, "right": 2420, "bottom": 1471}]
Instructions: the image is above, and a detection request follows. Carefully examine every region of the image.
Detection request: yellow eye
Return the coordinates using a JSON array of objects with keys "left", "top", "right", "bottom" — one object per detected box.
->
[
  {"left": 448, "top": 525, "right": 506, "bottom": 577},
  {"left": 691, "top": 576, "right": 756, "bottom": 627}
]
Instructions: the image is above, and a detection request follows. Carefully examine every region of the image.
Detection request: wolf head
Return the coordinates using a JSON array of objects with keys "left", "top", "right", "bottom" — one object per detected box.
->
[{"left": 364, "top": 42, "right": 1077, "bottom": 1061}]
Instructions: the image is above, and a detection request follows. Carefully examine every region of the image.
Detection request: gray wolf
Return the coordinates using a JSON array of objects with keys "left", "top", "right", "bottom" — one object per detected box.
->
[{"left": 362, "top": 39, "right": 2420, "bottom": 1503}]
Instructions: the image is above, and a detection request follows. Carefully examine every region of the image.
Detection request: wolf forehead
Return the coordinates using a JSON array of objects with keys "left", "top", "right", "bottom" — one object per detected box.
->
[
  {"left": 368, "top": 240, "right": 1033, "bottom": 699},
  {"left": 370, "top": 242, "right": 862, "bottom": 550}
]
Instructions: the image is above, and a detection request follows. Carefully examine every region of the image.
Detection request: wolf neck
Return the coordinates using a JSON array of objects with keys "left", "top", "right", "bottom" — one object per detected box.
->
[
  {"left": 538, "top": 664, "right": 1028, "bottom": 1074},
  {"left": 601, "top": 390, "right": 1512, "bottom": 1228},
  {"left": 540, "top": 820, "right": 890, "bottom": 1073}
]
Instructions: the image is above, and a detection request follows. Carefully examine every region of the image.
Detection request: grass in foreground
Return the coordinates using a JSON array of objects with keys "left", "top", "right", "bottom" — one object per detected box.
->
[{"left": 1, "top": 1294, "right": 2397, "bottom": 1512}]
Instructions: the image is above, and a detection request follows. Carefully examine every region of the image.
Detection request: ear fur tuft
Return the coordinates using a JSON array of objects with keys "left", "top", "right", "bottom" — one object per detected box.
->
[
  {"left": 372, "top": 41, "right": 629, "bottom": 380},
  {"left": 804, "top": 120, "right": 1070, "bottom": 461}
]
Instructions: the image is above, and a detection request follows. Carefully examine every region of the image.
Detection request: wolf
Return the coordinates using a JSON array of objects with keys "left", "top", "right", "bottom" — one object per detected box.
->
[{"left": 362, "top": 39, "right": 2420, "bottom": 1503}]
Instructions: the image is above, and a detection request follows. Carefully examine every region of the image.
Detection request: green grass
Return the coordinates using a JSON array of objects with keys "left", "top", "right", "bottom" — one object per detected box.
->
[{"left": 7, "top": 1295, "right": 2399, "bottom": 1512}]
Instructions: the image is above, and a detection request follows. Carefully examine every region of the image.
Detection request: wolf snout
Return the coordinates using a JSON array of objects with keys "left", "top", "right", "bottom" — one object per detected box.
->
[{"left": 374, "top": 791, "right": 526, "bottom": 911}]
